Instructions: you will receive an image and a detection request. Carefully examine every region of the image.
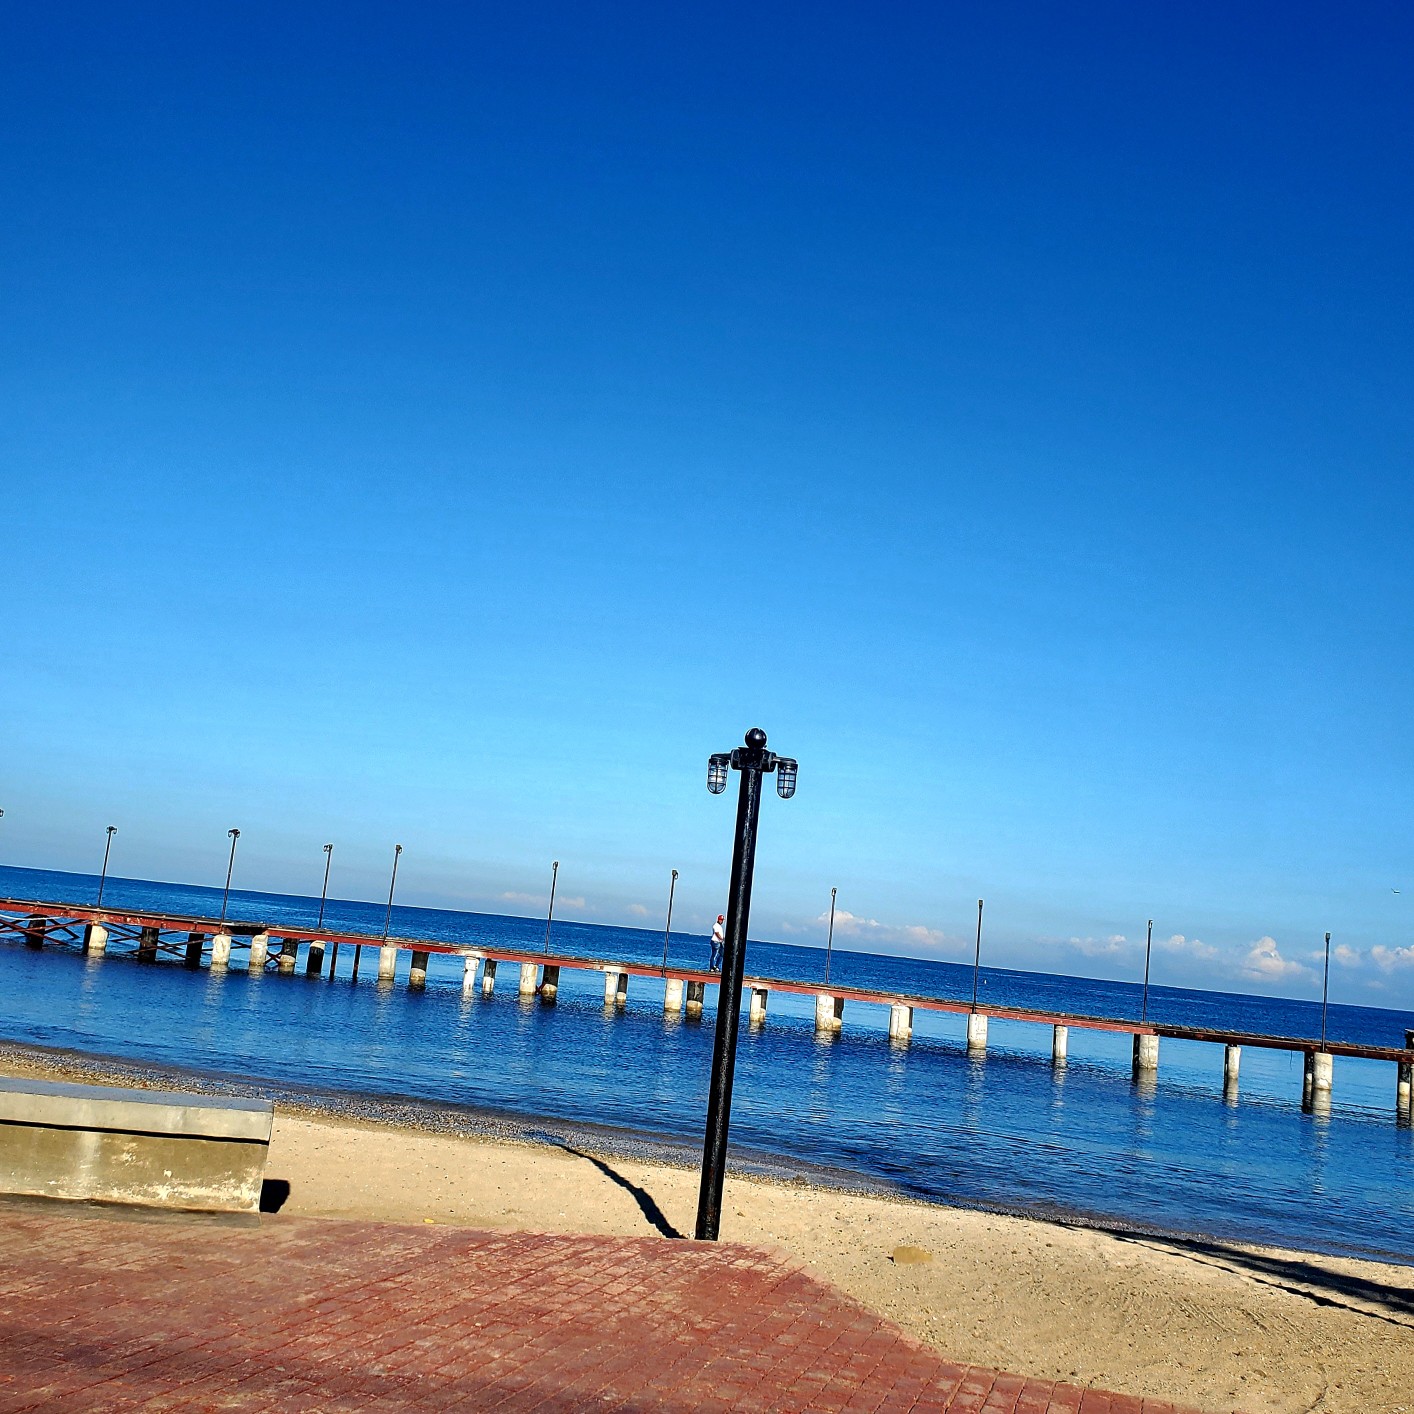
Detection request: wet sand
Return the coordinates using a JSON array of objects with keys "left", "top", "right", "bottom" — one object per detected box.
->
[{"left": 3, "top": 1046, "right": 1413, "bottom": 1413}]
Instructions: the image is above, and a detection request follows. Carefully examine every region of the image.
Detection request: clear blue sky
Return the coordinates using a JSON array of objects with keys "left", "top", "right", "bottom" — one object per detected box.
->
[{"left": 2, "top": 3, "right": 1411, "bottom": 1004}]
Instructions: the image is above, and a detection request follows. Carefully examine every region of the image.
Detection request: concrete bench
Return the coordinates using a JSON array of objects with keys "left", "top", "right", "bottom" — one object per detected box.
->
[{"left": 0, "top": 1077, "right": 274, "bottom": 1214}]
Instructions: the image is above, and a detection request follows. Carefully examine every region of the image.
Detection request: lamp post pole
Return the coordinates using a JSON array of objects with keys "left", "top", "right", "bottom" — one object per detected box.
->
[
  {"left": 1141, "top": 918, "right": 1154, "bottom": 1023},
  {"left": 220, "top": 829, "right": 240, "bottom": 921},
  {"left": 96, "top": 826, "right": 117, "bottom": 907},
  {"left": 1321, "top": 931, "right": 1332, "bottom": 1049},
  {"left": 824, "top": 886, "right": 837, "bottom": 984},
  {"left": 318, "top": 844, "right": 337, "bottom": 976},
  {"left": 661, "top": 868, "right": 679, "bottom": 971},
  {"left": 971, "top": 899, "right": 984, "bottom": 1011},
  {"left": 382, "top": 844, "right": 403, "bottom": 938},
  {"left": 696, "top": 727, "right": 798, "bottom": 1242},
  {"left": 543, "top": 860, "right": 559, "bottom": 954}
]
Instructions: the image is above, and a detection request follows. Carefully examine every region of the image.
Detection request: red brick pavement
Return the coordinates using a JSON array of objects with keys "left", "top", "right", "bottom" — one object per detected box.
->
[{"left": 0, "top": 1204, "right": 1223, "bottom": 1412}]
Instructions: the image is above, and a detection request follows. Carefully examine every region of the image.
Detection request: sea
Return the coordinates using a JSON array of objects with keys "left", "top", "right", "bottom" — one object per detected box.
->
[{"left": 3, "top": 863, "right": 1412, "bottom": 1263}]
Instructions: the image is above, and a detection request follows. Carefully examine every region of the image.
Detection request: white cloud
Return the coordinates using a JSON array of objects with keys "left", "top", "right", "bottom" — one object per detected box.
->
[
  {"left": 1370, "top": 944, "right": 1414, "bottom": 973},
  {"left": 626, "top": 903, "right": 650, "bottom": 917},
  {"left": 1064, "top": 934, "right": 1131, "bottom": 959},
  {"left": 498, "top": 890, "right": 587, "bottom": 911},
  {"left": 1332, "top": 943, "right": 1362, "bottom": 968},
  {"left": 1156, "top": 933, "right": 1218, "bottom": 961},
  {"left": 1241, "top": 935, "right": 1309, "bottom": 982},
  {"left": 798, "top": 908, "right": 957, "bottom": 955}
]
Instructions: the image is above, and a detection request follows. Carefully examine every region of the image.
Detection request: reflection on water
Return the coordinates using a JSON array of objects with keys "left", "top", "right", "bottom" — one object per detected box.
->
[{"left": 3, "top": 863, "right": 1414, "bottom": 1261}]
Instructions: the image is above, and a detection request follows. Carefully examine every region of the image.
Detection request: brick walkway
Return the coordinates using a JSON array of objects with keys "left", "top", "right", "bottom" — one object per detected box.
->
[{"left": 0, "top": 1204, "right": 1217, "bottom": 1412}]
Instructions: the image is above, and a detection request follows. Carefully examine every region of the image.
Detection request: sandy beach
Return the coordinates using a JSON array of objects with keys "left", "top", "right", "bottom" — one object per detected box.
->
[{"left": 3, "top": 1049, "right": 1412, "bottom": 1414}]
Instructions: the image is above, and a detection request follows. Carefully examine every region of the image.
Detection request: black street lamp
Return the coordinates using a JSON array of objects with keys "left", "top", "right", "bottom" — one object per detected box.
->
[
  {"left": 696, "top": 727, "right": 798, "bottom": 1242},
  {"left": 1140, "top": 918, "right": 1154, "bottom": 1022},
  {"left": 96, "top": 826, "right": 117, "bottom": 907},
  {"left": 1321, "top": 930, "right": 1332, "bottom": 1048},
  {"left": 318, "top": 844, "right": 337, "bottom": 976},
  {"left": 543, "top": 860, "right": 559, "bottom": 954},
  {"left": 970, "top": 899, "right": 984, "bottom": 1010},
  {"left": 220, "top": 828, "right": 240, "bottom": 921},
  {"left": 382, "top": 844, "right": 404, "bottom": 939},
  {"left": 824, "top": 886, "right": 837, "bottom": 984},
  {"left": 661, "top": 868, "right": 679, "bottom": 971}
]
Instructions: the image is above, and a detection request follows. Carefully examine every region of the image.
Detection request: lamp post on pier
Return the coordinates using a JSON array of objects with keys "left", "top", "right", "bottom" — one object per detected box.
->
[
  {"left": 1141, "top": 918, "right": 1154, "bottom": 1023},
  {"left": 970, "top": 899, "right": 984, "bottom": 1010},
  {"left": 318, "top": 844, "right": 337, "bottom": 976},
  {"left": 96, "top": 826, "right": 117, "bottom": 907},
  {"left": 661, "top": 868, "right": 679, "bottom": 971},
  {"left": 824, "top": 886, "right": 837, "bottom": 984},
  {"left": 220, "top": 829, "right": 240, "bottom": 921},
  {"left": 1321, "top": 931, "right": 1332, "bottom": 1049},
  {"left": 696, "top": 727, "right": 798, "bottom": 1242},
  {"left": 543, "top": 860, "right": 559, "bottom": 954},
  {"left": 382, "top": 844, "right": 403, "bottom": 939}
]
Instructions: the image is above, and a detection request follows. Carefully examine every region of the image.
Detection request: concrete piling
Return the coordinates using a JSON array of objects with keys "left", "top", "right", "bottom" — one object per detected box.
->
[
  {"left": 377, "top": 944, "right": 397, "bottom": 983},
  {"left": 1224, "top": 1044, "right": 1242, "bottom": 1087},
  {"left": 814, "top": 993, "right": 844, "bottom": 1033},
  {"left": 888, "top": 1002, "right": 913, "bottom": 1041},
  {"left": 462, "top": 956, "right": 479, "bottom": 994},
  {"left": 519, "top": 961, "right": 538, "bottom": 997},
  {"left": 749, "top": 986, "right": 769, "bottom": 1024},
  {"left": 247, "top": 933, "right": 270, "bottom": 971},
  {"left": 306, "top": 941, "right": 326, "bottom": 977},
  {"left": 277, "top": 941, "right": 298, "bottom": 974},
  {"left": 1132, "top": 1033, "right": 1159, "bottom": 1074},
  {"left": 211, "top": 933, "right": 232, "bottom": 969},
  {"left": 137, "top": 926, "right": 160, "bottom": 963},
  {"left": 540, "top": 964, "right": 560, "bottom": 1000},
  {"left": 685, "top": 980, "right": 705, "bottom": 1017},
  {"left": 23, "top": 916, "right": 46, "bottom": 949},
  {"left": 1304, "top": 1050, "right": 1334, "bottom": 1101},
  {"left": 966, "top": 1012, "right": 988, "bottom": 1053},
  {"left": 409, "top": 950, "right": 430, "bottom": 988},
  {"left": 663, "top": 978, "right": 684, "bottom": 1015},
  {"left": 481, "top": 958, "right": 498, "bottom": 996},
  {"left": 603, "top": 968, "right": 628, "bottom": 1007},
  {"left": 82, "top": 924, "right": 108, "bottom": 956},
  {"left": 1402, "top": 1030, "right": 1414, "bottom": 1116},
  {"left": 1052, "top": 1024, "right": 1068, "bottom": 1065},
  {"left": 185, "top": 932, "right": 206, "bottom": 968}
]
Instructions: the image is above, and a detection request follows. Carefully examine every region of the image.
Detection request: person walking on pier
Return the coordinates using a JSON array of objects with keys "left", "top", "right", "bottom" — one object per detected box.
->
[{"left": 709, "top": 915, "right": 725, "bottom": 972}]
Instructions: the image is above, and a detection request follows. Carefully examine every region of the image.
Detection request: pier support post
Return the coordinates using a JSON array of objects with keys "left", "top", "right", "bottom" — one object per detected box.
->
[
  {"left": 480, "top": 957, "right": 497, "bottom": 995},
  {"left": 82, "top": 924, "right": 108, "bottom": 956},
  {"left": 1052, "top": 1024, "right": 1068, "bottom": 1065},
  {"left": 409, "top": 950, "right": 430, "bottom": 988},
  {"left": 185, "top": 932, "right": 206, "bottom": 968},
  {"left": 1224, "top": 1044, "right": 1242, "bottom": 1087},
  {"left": 137, "top": 926, "right": 160, "bottom": 963},
  {"left": 1132, "top": 1033, "right": 1159, "bottom": 1074},
  {"left": 519, "top": 961, "right": 539, "bottom": 996},
  {"left": 23, "top": 916, "right": 45, "bottom": 949},
  {"left": 211, "top": 933, "right": 232, "bottom": 969},
  {"left": 889, "top": 1003, "right": 913, "bottom": 1041},
  {"left": 664, "top": 978, "right": 684, "bottom": 1015},
  {"left": 306, "top": 941, "right": 326, "bottom": 977},
  {"left": 462, "top": 956, "right": 479, "bottom": 993},
  {"left": 966, "top": 1012, "right": 988, "bottom": 1053},
  {"left": 1304, "top": 1050, "right": 1333, "bottom": 1105},
  {"left": 603, "top": 968, "right": 628, "bottom": 1007},
  {"left": 540, "top": 964, "right": 560, "bottom": 1001},
  {"left": 277, "top": 940, "right": 299, "bottom": 974},
  {"left": 814, "top": 993, "right": 844, "bottom": 1033},
  {"left": 749, "top": 986, "right": 769, "bottom": 1024},
  {"left": 686, "top": 980, "right": 705, "bottom": 1018},
  {"left": 1401, "top": 1030, "right": 1414, "bottom": 1117},
  {"left": 248, "top": 933, "right": 270, "bottom": 971},
  {"left": 377, "top": 944, "right": 397, "bottom": 982}
]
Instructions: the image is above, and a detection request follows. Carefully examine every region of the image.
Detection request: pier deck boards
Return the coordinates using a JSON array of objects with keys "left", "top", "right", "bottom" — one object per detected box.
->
[{"left": 4, "top": 895, "right": 1412, "bottom": 1070}]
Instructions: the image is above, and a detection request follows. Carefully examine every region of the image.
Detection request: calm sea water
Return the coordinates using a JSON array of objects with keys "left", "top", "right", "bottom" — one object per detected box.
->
[{"left": 4, "top": 864, "right": 1413, "bottom": 1261}]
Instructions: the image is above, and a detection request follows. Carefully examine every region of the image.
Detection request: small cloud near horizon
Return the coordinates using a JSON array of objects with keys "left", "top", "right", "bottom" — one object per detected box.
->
[{"left": 1241, "top": 935, "right": 1309, "bottom": 982}]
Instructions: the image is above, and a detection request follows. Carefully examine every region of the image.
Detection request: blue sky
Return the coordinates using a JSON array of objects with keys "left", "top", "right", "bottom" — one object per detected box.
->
[{"left": 2, "top": 3, "right": 1411, "bottom": 1004}]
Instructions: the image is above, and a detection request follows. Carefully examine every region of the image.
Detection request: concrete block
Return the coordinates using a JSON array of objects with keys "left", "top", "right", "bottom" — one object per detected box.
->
[
  {"left": 1132, "top": 1033, "right": 1160, "bottom": 1072},
  {"left": 1224, "top": 1044, "right": 1242, "bottom": 1086},
  {"left": 663, "top": 978, "right": 684, "bottom": 1014},
  {"left": 966, "top": 1012, "right": 988, "bottom": 1052},
  {"left": 83, "top": 924, "right": 108, "bottom": 956},
  {"left": 185, "top": 932, "right": 206, "bottom": 968},
  {"left": 603, "top": 968, "right": 628, "bottom": 1007},
  {"left": 138, "top": 926, "right": 160, "bottom": 963},
  {"left": 749, "top": 986, "right": 769, "bottom": 1024},
  {"left": 462, "top": 956, "right": 480, "bottom": 993},
  {"left": 0, "top": 1077, "right": 273, "bottom": 1214},
  {"left": 23, "top": 916, "right": 45, "bottom": 949},
  {"left": 519, "top": 961, "right": 539, "bottom": 996},
  {"left": 685, "top": 980, "right": 705, "bottom": 1018},
  {"left": 888, "top": 1003, "right": 913, "bottom": 1041},
  {"left": 481, "top": 958, "right": 497, "bottom": 996},
  {"left": 1052, "top": 1024, "right": 1068, "bottom": 1064},
  {"left": 276, "top": 940, "right": 298, "bottom": 974},
  {"left": 814, "top": 993, "right": 844, "bottom": 1033},
  {"left": 305, "top": 941, "right": 326, "bottom": 977},
  {"left": 540, "top": 964, "right": 560, "bottom": 1000},
  {"left": 248, "top": 933, "right": 270, "bottom": 971},
  {"left": 409, "top": 950, "right": 430, "bottom": 988},
  {"left": 211, "top": 933, "right": 232, "bottom": 969}
]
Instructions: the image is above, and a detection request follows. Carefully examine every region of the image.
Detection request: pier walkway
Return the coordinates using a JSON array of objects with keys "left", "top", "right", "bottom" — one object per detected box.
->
[
  {"left": 4, "top": 894, "right": 1413, "bottom": 1117},
  {"left": 0, "top": 1200, "right": 1214, "bottom": 1412}
]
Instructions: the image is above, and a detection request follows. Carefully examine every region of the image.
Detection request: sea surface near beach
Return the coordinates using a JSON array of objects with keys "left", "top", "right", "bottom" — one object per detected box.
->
[{"left": 3, "top": 863, "right": 1413, "bottom": 1263}]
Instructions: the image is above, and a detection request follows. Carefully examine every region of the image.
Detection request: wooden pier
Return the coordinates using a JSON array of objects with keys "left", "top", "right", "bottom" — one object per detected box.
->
[{"left": 4, "top": 895, "right": 1412, "bottom": 1118}]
